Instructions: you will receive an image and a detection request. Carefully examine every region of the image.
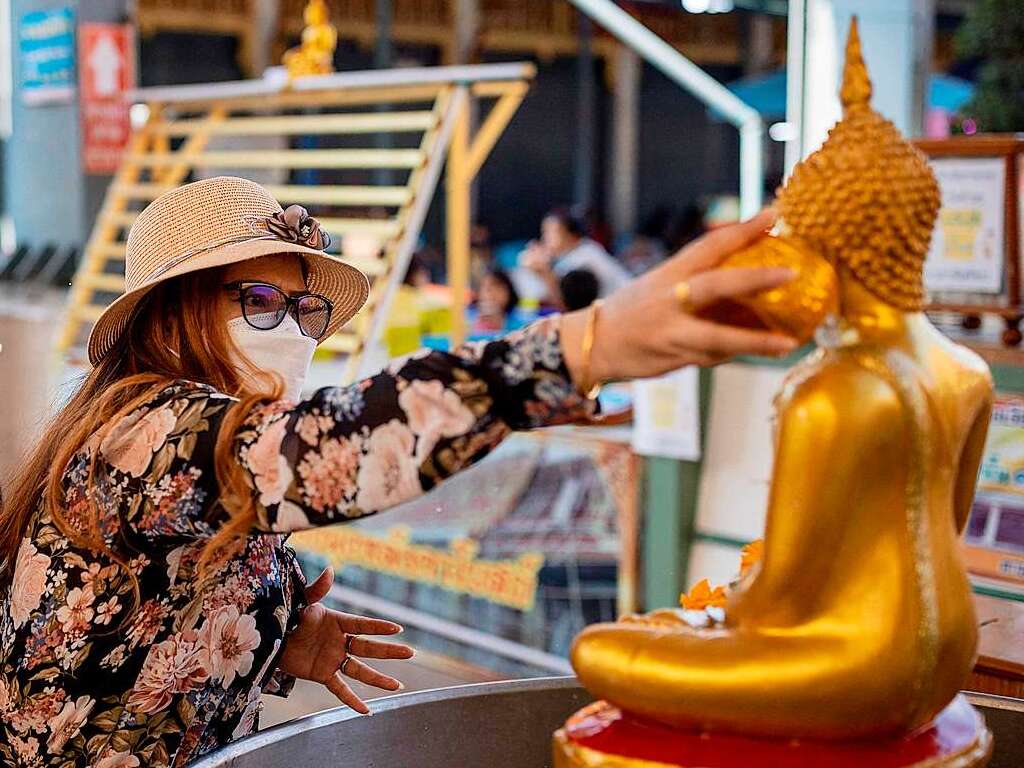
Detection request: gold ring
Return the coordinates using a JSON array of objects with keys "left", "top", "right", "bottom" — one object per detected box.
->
[
  {"left": 674, "top": 281, "right": 695, "bottom": 312},
  {"left": 345, "top": 634, "right": 358, "bottom": 654}
]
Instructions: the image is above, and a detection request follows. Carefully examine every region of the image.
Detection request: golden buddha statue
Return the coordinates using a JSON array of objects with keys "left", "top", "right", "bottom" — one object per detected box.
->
[
  {"left": 558, "top": 19, "right": 994, "bottom": 767},
  {"left": 283, "top": 0, "right": 337, "bottom": 79}
]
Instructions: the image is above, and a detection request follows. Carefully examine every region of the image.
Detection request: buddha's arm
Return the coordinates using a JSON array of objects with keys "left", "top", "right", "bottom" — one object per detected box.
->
[
  {"left": 952, "top": 396, "right": 994, "bottom": 535},
  {"left": 736, "top": 362, "right": 906, "bottom": 614}
]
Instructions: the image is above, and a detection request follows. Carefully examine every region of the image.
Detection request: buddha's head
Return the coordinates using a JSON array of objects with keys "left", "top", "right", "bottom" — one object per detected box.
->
[
  {"left": 776, "top": 17, "right": 941, "bottom": 312},
  {"left": 304, "top": 0, "right": 330, "bottom": 26},
  {"left": 716, "top": 19, "right": 941, "bottom": 342}
]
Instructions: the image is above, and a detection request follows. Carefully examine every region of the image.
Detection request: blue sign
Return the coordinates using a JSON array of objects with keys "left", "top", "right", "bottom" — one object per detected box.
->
[{"left": 20, "top": 7, "right": 76, "bottom": 105}]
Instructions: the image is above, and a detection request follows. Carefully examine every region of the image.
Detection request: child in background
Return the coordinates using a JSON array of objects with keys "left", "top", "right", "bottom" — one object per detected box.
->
[
  {"left": 471, "top": 269, "right": 520, "bottom": 333},
  {"left": 559, "top": 268, "right": 600, "bottom": 312}
]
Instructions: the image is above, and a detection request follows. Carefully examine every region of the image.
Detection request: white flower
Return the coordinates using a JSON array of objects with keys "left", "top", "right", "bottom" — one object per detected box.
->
[
  {"left": 10, "top": 734, "right": 40, "bottom": 765},
  {"left": 55, "top": 587, "right": 95, "bottom": 633},
  {"left": 10, "top": 539, "right": 51, "bottom": 629},
  {"left": 99, "top": 403, "right": 177, "bottom": 478},
  {"left": 355, "top": 420, "right": 422, "bottom": 512},
  {"left": 245, "top": 417, "right": 294, "bottom": 507},
  {"left": 47, "top": 695, "right": 95, "bottom": 753},
  {"left": 93, "top": 750, "right": 140, "bottom": 768},
  {"left": 199, "top": 606, "right": 261, "bottom": 688},
  {"left": 398, "top": 379, "right": 476, "bottom": 458},
  {"left": 273, "top": 500, "right": 312, "bottom": 532},
  {"left": 95, "top": 597, "right": 122, "bottom": 626},
  {"left": 127, "top": 631, "right": 208, "bottom": 714},
  {"left": 680, "top": 609, "right": 711, "bottom": 629}
]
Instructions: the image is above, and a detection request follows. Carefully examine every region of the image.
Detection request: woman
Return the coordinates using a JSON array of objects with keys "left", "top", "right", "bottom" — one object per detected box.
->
[{"left": 0, "top": 177, "right": 795, "bottom": 767}]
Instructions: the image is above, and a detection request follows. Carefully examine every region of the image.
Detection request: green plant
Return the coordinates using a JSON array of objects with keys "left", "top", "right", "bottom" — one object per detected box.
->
[{"left": 955, "top": 0, "right": 1024, "bottom": 132}]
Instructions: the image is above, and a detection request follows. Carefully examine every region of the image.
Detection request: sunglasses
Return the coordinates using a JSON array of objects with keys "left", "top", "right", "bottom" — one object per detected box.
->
[{"left": 224, "top": 281, "right": 334, "bottom": 340}]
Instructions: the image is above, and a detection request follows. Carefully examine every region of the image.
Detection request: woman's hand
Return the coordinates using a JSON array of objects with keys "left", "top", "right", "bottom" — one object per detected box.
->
[
  {"left": 277, "top": 567, "right": 415, "bottom": 714},
  {"left": 561, "top": 209, "right": 798, "bottom": 384}
]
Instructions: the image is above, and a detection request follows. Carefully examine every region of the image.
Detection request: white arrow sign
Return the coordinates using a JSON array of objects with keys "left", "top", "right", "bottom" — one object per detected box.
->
[{"left": 88, "top": 34, "right": 122, "bottom": 97}]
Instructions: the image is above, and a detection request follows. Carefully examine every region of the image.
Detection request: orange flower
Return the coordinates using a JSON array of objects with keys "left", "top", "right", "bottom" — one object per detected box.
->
[
  {"left": 740, "top": 540, "right": 764, "bottom": 576},
  {"left": 679, "top": 578, "right": 727, "bottom": 610}
]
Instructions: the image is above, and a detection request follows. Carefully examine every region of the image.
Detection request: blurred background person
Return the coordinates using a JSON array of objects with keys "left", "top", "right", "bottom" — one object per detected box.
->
[
  {"left": 515, "top": 207, "right": 631, "bottom": 309},
  {"left": 470, "top": 222, "right": 495, "bottom": 290},
  {"left": 470, "top": 269, "right": 522, "bottom": 334},
  {"left": 618, "top": 207, "right": 671, "bottom": 276},
  {"left": 559, "top": 268, "right": 600, "bottom": 313},
  {"left": 665, "top": 202, "right": 708, "bottom": 253}
]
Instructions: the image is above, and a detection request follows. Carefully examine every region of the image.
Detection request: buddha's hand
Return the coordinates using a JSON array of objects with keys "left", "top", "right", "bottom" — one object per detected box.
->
[
  {"left": 561, "top": 209, "right": 798, "bottom": 385},
  {"left": 277, "top": 567, "right": 415, "bottom": 714}
]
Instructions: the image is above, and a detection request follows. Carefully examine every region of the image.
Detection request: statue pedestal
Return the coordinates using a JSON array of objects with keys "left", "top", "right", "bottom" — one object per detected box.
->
[{"left": 553, "top": 696, "right": 992, "bottom": 768}]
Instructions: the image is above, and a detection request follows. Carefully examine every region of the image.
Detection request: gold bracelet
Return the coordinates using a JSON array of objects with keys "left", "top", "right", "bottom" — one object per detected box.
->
[{"left": 578, "top": 299, "right": 604, "bottom": 400}]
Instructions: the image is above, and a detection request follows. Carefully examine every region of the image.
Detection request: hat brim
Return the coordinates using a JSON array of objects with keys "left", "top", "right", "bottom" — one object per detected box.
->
[{"left": 86, "top": 239, "right": 370, "bottom": 365}]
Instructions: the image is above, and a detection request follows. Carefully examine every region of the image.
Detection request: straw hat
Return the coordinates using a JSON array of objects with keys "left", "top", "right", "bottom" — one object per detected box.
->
[{"left": 87, "top": 176, "right": 369, "bottom": 365}]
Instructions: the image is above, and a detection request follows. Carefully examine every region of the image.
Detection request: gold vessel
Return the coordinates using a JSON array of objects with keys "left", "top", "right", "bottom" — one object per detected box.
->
[
  {"left": 700, "top": 235, "right": 839, "bottom": 345},
  {"left": 563, "top": 19, "right": 993, "bottom": 765}
]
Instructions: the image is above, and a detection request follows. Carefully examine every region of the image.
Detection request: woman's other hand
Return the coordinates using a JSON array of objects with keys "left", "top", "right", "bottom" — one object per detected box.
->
[
  {"left": 277, "top": 567, "right": 415, "bottom": 714},
  {"left": 561, "top": 209, "right": 798, "bottom": 384}
]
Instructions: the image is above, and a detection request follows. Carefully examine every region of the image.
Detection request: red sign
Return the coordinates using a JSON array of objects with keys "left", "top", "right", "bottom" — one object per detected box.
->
[{"left": 79, "top": 23, "right": 135, "bottom": 174}]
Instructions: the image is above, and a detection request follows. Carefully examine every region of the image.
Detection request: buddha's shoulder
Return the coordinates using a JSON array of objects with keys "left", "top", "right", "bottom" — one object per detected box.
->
[
  {"left": 934, "top": 335, "right": 994, "bottom": 387},
  {"left": 778, "top": 348, "right": 908, "bottom": 414}
]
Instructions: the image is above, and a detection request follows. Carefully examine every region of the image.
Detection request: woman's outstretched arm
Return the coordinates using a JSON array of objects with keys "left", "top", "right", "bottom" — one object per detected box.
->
[
  {"left": 96, "top": 317, "right": 592, "bottom": 543},
  {"left": 235, "top": 316, "right": 593, "bottom": 532}
]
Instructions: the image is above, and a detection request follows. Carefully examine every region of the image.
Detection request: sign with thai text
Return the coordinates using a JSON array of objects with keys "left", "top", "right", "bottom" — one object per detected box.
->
[
  {"left": 20, "top": 7, "right": 75, "bottom": 105},
  {"left": 924, "top": 157, "right": 1006, "bottom": 294}
]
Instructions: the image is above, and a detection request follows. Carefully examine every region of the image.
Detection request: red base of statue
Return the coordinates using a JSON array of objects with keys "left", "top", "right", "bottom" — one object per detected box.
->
[{"left": 552, "top": 695, "right": 992, "bottom": 768}]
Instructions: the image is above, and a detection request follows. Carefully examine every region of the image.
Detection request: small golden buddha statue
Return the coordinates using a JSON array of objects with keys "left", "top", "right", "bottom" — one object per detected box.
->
[
  {"left": 559, "top": 19, "right": 994, "bottom": 766},
  {"left": 284, "top": 0, "right": 337, "bottom": 79}
]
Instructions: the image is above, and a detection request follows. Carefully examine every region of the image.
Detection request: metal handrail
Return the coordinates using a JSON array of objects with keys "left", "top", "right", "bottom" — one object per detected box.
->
[{"left": 567, "top": 0, "right": 765, "bottom": 219}]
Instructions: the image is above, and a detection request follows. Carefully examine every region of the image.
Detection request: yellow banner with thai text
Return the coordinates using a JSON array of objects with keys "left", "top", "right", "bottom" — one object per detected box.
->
[{"left": 292, "top": 525, "right": 544, "bottom": 611}]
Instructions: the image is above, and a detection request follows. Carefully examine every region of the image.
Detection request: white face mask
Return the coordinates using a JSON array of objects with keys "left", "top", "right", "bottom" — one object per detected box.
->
[{"left": 227, "top": 312, "right": 316, "bottom": 401}]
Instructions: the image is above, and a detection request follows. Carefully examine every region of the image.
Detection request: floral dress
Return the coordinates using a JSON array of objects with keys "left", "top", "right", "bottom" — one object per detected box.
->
[{"left": 0, "top": 320, "right": 591, "bottom": 768}]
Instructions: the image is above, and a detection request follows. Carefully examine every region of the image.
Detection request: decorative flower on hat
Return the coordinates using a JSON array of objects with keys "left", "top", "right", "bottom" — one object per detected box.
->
[{"left": 264, "top": 205, "right": 331, "bottom": 250}]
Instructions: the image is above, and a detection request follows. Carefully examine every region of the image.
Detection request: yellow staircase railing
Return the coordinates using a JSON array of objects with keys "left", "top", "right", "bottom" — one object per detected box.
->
[{"left": 60, "top": 62, "right": 534, "bottom": 381}]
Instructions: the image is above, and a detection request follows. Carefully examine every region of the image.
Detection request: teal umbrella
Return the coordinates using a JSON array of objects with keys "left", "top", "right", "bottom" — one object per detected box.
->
[{"left": 719, "top": 69, "right": 975, "bottom": 119}]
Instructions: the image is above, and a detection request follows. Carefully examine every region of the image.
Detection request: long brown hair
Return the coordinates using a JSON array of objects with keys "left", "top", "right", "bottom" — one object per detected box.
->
[{"left": 0, "top": 269, "right": 282, "bottom": 588}]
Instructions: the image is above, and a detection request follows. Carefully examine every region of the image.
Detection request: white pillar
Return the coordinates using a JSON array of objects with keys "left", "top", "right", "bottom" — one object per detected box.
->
[
  {"left": 453, "top": 0, "right": 481, "bottom": 216},
  {"left": 453, "top": 0, "right": 480, "bottom": 64},
  {"left": 786, "top": 0, "right": 934, "bottom": 173},
  {"left": 608, "top": 46, "right": 640, "bottom": 235},
  {"left": 574, "top": 13, "right": 596, "bottom": 208},
  {"left": 745, "top": 13, "right": 775, "bottom": 76},
  {"left": 251, "top": 0, "right": 280, "bottom": 76}
]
